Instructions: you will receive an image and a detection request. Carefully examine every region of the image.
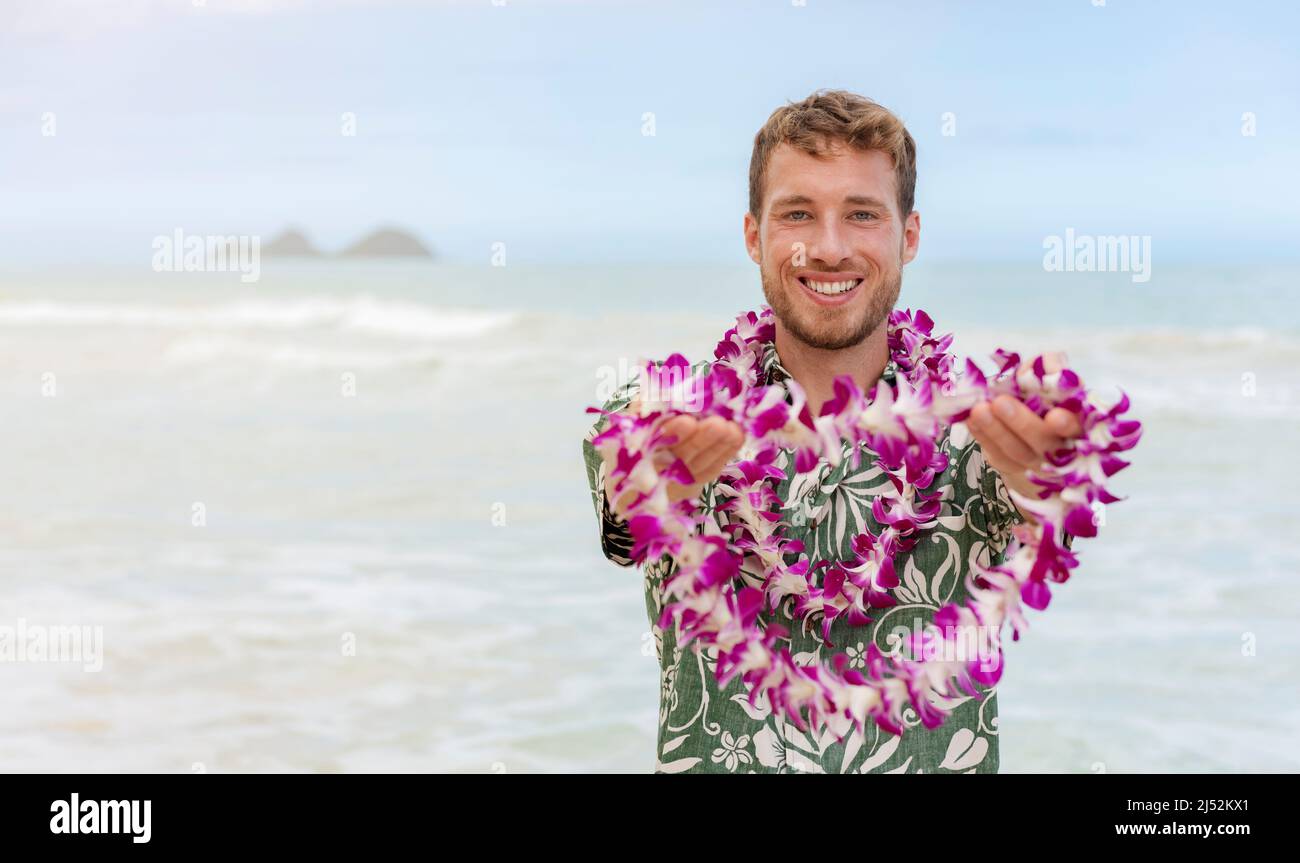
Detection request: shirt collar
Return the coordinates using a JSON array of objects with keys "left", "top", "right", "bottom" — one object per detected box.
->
[{"left": 759, "top": 339, "right": 899, "bottom": 393}]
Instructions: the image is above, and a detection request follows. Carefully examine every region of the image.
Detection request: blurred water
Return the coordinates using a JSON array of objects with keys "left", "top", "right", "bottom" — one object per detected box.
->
[{"left": 0, "top": 260, "right": 1296, "bottom": 772}]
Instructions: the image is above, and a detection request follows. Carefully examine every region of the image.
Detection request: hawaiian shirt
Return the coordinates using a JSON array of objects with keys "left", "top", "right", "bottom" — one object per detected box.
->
[{"left": 583, "top": 337, "right": 1053, "bottom": 773}]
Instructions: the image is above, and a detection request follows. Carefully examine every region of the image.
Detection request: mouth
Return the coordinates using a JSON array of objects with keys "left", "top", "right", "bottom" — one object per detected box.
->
[{"left": 796, "top": 273, "right": 864, "bottom": 305}]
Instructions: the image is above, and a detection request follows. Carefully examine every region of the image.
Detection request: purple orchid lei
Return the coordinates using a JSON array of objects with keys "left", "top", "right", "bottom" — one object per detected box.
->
[{"left": 588, "top": 306, "right": 1142, "bottom": 741}]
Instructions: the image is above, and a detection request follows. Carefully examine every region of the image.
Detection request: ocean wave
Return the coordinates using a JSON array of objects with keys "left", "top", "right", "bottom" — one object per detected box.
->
[
  {"left": 161, "top": 336, "right": 443, "bottom": 371},
  {"left": 948, "top": 323, "right": 1299, "bottom": 355},
  {"left": 0, "top": 296, "right": 514, "bottom": 341},
  {"left": 1099, "top": 325, "right": 1298, "bottom": 353}
]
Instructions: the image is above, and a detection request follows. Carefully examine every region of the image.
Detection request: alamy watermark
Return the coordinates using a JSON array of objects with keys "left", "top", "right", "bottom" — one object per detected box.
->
[
  {"left": 0, "top": 619, "right": 103, "bottom": 672},
  {"left": 1043, "top": 227, "right": 1151, "bottom": 283},
  {"left": 883, "top": 617, "right": 1003, "bottom": 673},
  {"left": 50, "top": 794, "right": 150, "bottom": 844},
  {"left": 595, "top": 357, "right": 706, "bottom": 412},
  {"left": 152, "top": 228, "right": 260, "bottom": 283}
]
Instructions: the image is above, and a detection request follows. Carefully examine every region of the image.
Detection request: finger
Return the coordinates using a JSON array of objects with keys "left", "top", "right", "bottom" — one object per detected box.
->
[
  {"left": 690, "top": 424, "right": 745, "bottom": 478},
  {"left": 990, "top": 395, "right": 1066, "bottom": 457},
  {"left": 653, "top": 418, "right": 702, "bottom": 476},
  {"left": 970, "top": 401, "right": 1039, "bottom": 467},
  {"left": 967, "top": 416, "right": 1015, "bottom": 474},
  {"left": 667, "top": 415, "right": 733, "bottom": 467},
  {"left": 1045, "top": 407, "right": 1082, "bottom": 438},
  {"left": 667, "top": 426, "right": 742, "bottom": 501},
  {"left": 684, "top": 415, "right": 732, "bottom": 452},
  {"left": 659, "top": 415, "right": 702, "bottom": 455}
]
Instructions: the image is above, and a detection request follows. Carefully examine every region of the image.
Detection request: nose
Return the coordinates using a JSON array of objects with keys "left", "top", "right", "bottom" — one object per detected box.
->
[{"left": 807, "top": 218, "right": 852, "bottom": 268}]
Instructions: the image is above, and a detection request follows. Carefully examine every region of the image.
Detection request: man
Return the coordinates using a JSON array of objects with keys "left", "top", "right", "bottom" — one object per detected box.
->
[{"left": 582, "top": 90, "right": 1081, "bottom": 773}]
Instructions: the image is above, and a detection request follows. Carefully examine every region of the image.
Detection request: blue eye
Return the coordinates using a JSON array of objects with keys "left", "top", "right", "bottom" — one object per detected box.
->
[
  {"left": 788, "top": 211, "right": 810, "bottom": 221},
  {"left": 851, "top": 211, "right": 877, "bottom": 221}
]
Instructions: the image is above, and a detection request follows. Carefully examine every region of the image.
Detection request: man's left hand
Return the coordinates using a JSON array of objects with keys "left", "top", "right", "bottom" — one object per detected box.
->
[{"left": 965, "top": 352, "right": 1083, "bottom": 518}]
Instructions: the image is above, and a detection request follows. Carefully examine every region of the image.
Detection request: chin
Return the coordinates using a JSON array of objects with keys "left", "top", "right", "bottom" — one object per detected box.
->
[{"left": 761, "top": 264, "right": 896, "bottom": 350}]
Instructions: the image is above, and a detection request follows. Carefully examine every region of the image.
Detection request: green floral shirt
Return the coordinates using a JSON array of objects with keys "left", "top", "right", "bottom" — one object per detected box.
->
[{"left": 582, "top": 339, "right": 1038, "bottom": 773}]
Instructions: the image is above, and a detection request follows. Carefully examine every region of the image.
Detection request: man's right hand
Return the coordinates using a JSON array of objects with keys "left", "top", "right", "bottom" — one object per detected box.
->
[{"left": 604, "top": 399, "right": 746, "bottom": 517}]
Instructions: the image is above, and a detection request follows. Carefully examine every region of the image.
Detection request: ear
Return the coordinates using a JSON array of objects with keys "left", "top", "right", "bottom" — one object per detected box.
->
[
  {"left": 743, "top": 211, "right": 762, "bottom": 265},
  {"left": 900, "top": 209, "right": 920, "bottom": 266}
]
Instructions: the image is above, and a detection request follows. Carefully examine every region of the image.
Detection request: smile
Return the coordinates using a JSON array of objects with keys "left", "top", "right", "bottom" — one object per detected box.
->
[
  {"left": 795, "top": 273, "right": 864, "bottom": 304},
  {"left": 799, "top": 277, "right": 861, "bottom": 295}
]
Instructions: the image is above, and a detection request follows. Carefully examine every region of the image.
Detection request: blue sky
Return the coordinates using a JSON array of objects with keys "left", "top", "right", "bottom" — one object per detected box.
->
[{"left": 2, "top": 0, "right": 1298, "bottom": 264}]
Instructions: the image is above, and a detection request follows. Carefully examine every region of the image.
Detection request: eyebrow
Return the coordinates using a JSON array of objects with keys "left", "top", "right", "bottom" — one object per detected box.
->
[{"left": 770, "top": 194, "right": 889, "bottom": 209}]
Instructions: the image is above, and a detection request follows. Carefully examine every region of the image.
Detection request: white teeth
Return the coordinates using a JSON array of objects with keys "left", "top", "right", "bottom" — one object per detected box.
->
[{"left": 803, "top": 278, "right": 859, "bottom": 295}]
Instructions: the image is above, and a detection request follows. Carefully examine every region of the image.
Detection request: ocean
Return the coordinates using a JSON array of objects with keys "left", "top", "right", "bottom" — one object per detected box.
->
[{"left": 0, "top": 259, "right": 1296, "bottom": 772}]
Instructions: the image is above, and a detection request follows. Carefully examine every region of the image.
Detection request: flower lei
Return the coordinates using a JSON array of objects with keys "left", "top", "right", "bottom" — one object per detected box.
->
[{"left": 588, "top": 306, "right": 1141, "bottom": 741}]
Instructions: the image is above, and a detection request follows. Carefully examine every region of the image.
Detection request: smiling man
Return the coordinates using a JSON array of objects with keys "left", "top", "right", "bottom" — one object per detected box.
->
[{"left": 582, "top": 89, "right": 1080, "bottom": 774}]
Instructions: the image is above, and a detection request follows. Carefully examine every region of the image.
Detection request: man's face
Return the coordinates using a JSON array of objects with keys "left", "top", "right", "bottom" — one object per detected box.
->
[{"left": 744, "top": 142, "right": 920, "bottom": 351}]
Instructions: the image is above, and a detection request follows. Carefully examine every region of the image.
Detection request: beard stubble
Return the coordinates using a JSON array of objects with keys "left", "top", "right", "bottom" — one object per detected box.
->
[{"left": 760, "top": 258, "right": 902, "bottom": 351}]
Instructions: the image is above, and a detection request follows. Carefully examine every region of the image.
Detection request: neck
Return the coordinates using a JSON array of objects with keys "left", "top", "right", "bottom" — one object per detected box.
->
[{"left": 774, "top": 320, "right": 889, "bottom": 415}]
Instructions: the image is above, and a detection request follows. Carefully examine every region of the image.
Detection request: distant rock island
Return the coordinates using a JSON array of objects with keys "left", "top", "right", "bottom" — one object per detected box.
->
[
  {"left": 341, "top": 227, "right": 434, "bottom": 259},
  {"left": 261, "top": 226, "right": 434, "bottom": 259},
  {"left": 263, "top": 228, "right": 324, "bottom": 257}
]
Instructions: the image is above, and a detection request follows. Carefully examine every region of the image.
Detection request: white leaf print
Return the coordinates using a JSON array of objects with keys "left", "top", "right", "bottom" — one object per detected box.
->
[
  {"left": 730, "top": 691, "right": 772, "bottom": 721},
  {"left": 964, "top": 446, "right": 984, "bottom": 489},
  {"left": 753, "top": 724, "right": 784, "bottom": 770},
  {"left": 936, "top": 512, "right": 967, "bottom": 531},
  {"left": 832, "top": 494, "right": 849, "bottom": 540},
  {"left": 783, "top": 727, "right": 816, "bottom": 753},
  {"left": 939, "top": 728, "right": 989, "bottom": 771},
  {"left": 929, "top": 692, "right": 976, "bottom": 713},
  {"left": 816, "top": 725, "right": 840, "bottom": 753},
  {"left": 928, "top": 533, "right": 959, "bottom": 603},
  {"left": 884, "top": 755, "right": 913, "bottom": 774},
  {"left": 898, "top": 557, "right": 931, "bottom": 606},
  {"left": 657, "top": 756, "right": 703, "bottom": 773},
  {"left": 785, "top": 749, "right": 825, "bottom": 774},
  {"left": 858, "top": 732, "right": 902, "bottom": 773},
  {"left": 839, "top": 728, "right": 865, "bottom": 772},
  {"left": 661, "top": 733, "right": 691, "bottom": 755}
]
